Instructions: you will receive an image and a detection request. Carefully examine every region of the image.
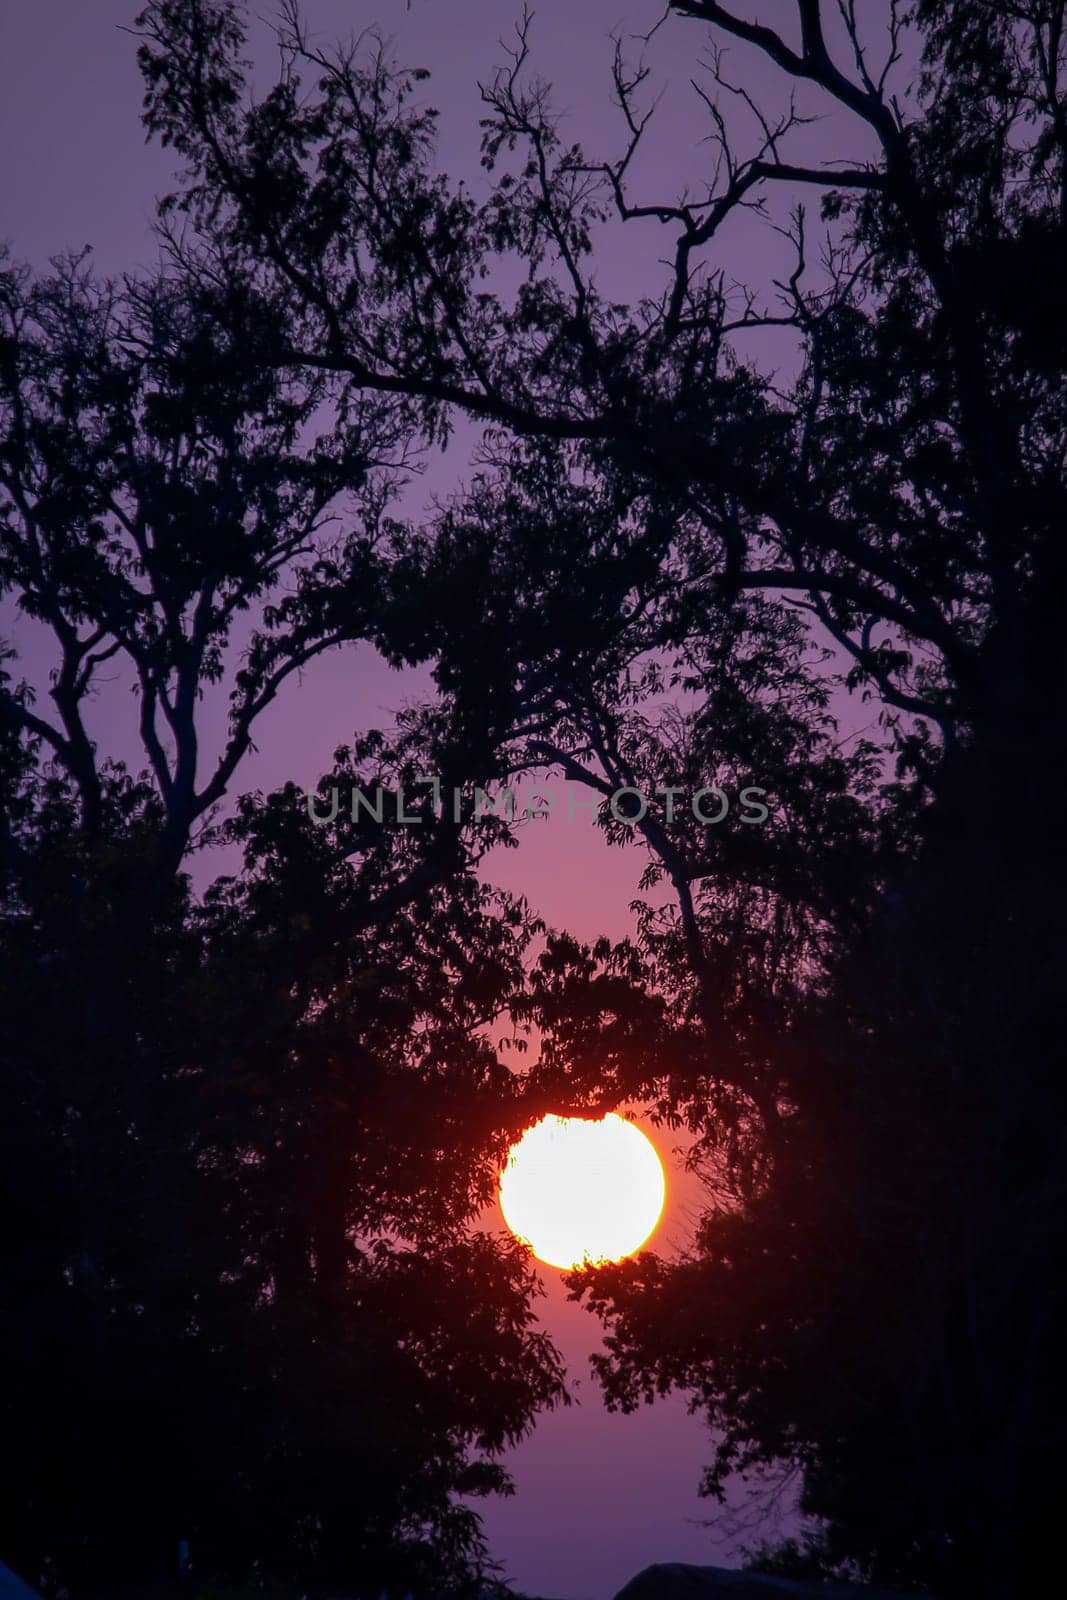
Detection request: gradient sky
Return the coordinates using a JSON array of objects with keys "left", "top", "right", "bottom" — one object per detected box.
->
[{"left": 0, "top": 1, "right": 882, "bottom": 1592}]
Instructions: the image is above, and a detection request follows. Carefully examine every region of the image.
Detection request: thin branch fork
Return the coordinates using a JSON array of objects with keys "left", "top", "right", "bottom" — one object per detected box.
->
[{"left": 671, "top": 0, "right": 900, "bottom": 144}]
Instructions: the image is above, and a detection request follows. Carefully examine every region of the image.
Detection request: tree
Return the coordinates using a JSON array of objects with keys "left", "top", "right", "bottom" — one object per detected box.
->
[
  {"left": 0, "top": 143, "right": 573, "bottom": 1600},
  {"left": 0, "top": 706, "right": 585, "bottom": 1597}
]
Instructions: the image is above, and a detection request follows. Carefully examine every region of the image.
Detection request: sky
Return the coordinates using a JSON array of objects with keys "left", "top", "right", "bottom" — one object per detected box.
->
[{"left": 0, "top": 1, "right": 890, "bottom": 1592}]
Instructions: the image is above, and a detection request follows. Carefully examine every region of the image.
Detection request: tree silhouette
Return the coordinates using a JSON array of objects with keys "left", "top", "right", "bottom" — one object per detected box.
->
[
  {"left": 0, "top": 721, "right": 580, "bottom": 1596},
  {"left": 0, "top": 245, "right": 574, "bottom": 1596}
]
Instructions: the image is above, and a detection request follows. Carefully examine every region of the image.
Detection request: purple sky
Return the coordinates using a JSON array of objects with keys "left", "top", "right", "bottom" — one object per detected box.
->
[{"left": 0, "top": 1, "right": 890, "bottom": 1592}]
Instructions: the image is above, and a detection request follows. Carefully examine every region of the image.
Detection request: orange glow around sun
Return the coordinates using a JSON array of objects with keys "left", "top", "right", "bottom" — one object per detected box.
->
[{"left": 498, "top": 1113, "right": 667, "bottom": 1270}]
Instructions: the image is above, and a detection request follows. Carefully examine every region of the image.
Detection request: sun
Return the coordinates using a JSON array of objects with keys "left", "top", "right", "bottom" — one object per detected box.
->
[{"left": 498, "top": 1113, "right": 666, "bottom": 1270}]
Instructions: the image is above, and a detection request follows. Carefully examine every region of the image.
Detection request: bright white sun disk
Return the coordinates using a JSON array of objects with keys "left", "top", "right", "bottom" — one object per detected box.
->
[{"left": 499, "top": 1113, "right": 666, "bottom": 1270}]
